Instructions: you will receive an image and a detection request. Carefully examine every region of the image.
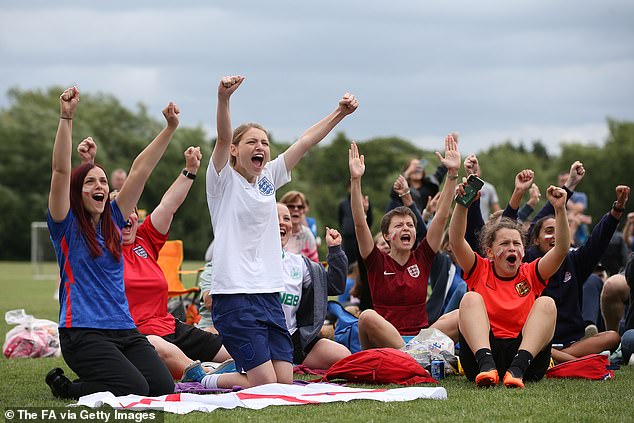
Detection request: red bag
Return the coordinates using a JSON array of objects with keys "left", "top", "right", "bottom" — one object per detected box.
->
[
  {"left": 546, "top": 354, "right": 614, "bottom": 380},
  {"left": 317, "top": 348, "right": 437, "bottom": 386}
]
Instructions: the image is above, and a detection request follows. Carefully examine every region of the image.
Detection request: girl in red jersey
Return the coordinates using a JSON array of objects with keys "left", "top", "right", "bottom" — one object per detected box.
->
[
  {"left": 349, "top": 135, "right": 460, "bottom": 349},
  {"left": 449, "top": 183, "right": 570, "bottom": 388}
]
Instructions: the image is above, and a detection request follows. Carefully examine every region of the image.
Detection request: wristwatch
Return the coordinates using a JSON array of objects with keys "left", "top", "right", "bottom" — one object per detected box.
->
[{"left": 182, "top": 169, "right": 196, "bottom": 180}]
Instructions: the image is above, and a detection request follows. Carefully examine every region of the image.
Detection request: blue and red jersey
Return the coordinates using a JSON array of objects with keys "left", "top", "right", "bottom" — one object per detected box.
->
[{"left": 47, "top": 201, "right": 135, "bottom": 329}]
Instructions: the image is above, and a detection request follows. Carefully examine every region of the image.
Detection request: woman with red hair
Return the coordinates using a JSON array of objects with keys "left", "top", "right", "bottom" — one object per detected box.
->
[{"left": 45, "top": 86, "right": 177, "bottom": 399}]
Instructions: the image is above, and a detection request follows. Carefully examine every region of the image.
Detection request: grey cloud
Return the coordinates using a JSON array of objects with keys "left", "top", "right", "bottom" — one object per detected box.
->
[{"left": 1, "top": 0, "right": 632, "bottom": 154}]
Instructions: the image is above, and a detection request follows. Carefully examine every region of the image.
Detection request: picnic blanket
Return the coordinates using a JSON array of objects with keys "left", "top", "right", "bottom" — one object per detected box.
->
[{"left": 74, "top": 383, "right": 447, "bottom": 414}]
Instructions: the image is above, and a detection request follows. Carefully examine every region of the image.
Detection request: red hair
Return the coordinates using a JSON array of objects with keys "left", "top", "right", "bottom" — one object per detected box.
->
[{"left": 70, "top": 163, "right": 122, "bottom": 261}]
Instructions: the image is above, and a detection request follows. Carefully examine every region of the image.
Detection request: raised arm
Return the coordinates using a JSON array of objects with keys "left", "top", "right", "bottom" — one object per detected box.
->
[
  {"left": 518, "top": 183, "right": 541, "bottom": 222},
  {"left": 324, "top": 227, "right": 348, "bottom": 295},
  {"left": 211, "top": 75, "right": 244, "bottom": 174},
  {"left": 150, "top": 146, "right": 202, "bottom": 235},
  {"left": 569, "top": 185, "right": 630, "bottom": 281},
  {"left": 115, "top": 102, "right": 180, "bottom": 218},
  {"left": 349, "top": 142, "right": 374, "bottom": 259},
  {"left": 284, "top": 93, "right": 358, "bottom": 171},
  {"left": 449, "top": 192, "right": 477, "bottom": 274},
  {"left": 426, "top": 134, "right": 461, "bottom": 252},
  {"left": 49, "top": 87, "right": 80, "bottom": 222},
  {"left": 528, "top": 160, "right": 584, "bottom": 237},
  {"left": 461, "top": 154, "right": 485, "bottom": 252},
  {"left": 537, "top": 186, "right": 570, "bottom": 280},
  {"left": 563, "top": 161, "right": 586, "bottom": 193},
  {"left": 77, "top": 137, "right": 97, "bottom": 165},
  {"left": 393, "top": 175, "right": 427, "bottom": 242},
  {"left": 507, "top": 169, "right": 534, "bottom": 211}
]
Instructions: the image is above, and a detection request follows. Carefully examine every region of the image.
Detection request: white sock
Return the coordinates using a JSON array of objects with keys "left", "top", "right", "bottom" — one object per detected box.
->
[{"left": 200, "top": 373, "right": 220, "bottom": 389}]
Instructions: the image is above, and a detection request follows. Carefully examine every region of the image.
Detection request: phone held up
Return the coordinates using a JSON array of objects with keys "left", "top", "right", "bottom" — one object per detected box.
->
[{"left": 455, "top": 174, "right": 484, "bottom": 208}]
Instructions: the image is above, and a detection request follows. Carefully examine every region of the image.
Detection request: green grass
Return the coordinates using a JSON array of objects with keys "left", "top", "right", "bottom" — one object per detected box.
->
[{"left": 1, "top": 261, "right": 633, "bottom": 422}]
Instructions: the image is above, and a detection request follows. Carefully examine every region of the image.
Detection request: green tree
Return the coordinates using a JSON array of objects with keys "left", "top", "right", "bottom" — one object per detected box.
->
[
  {"left": 0, "top": 87, "right": 211, "bottom": 259},
  {"left": 2, "top": 86, "right": 633, "bottom": 260}
]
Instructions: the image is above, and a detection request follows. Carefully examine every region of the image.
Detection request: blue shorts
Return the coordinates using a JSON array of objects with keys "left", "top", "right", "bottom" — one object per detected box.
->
[{"left": 211, "top": 293, "right": 293, "bottom": 372}]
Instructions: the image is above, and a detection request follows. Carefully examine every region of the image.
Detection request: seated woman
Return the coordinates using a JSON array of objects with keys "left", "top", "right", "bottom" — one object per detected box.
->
[
  {"left": 78, "top": 139, "right": 232, "bottom": 379},
  {"left": 348, "top": 135, "right": 460, "bottom": 350},
  {"left": 449, "top": 181, "right": 570, "bottom": 388},
  {"left": 45, "top": 87, "right": 176, "bottom": 399},
  {"left": 277, "top": 203, "right": 351, "bottom": 369},
  {"left": 528, "top": 185, "right": 629, "bottom": 363},
  {"left": 279, "top": 190, "right": 320, "bottom": 262},
  {"left": 462, "top": 159, "right": 626, "bottom": 364}
]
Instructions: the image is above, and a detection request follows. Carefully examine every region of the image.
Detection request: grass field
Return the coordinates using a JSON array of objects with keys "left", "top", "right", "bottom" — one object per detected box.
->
[{"left": 1, "top": 261, "right": 632, "bottom": 422}]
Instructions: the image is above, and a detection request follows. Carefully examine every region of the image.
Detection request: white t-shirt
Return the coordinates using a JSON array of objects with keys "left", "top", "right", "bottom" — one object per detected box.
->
[
  {"left": 479, "top": 181, "right": 499, "bottom": 218},
  {"left": 280, "top": 250, "right": 306, "bottom": 334},
  {"left": 206, "top": 154, "right": 291, "bottom": 294}
]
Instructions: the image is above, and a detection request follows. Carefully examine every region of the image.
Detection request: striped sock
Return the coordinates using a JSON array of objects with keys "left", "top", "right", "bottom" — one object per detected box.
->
[{"left": 200, "top": 374, "right": 221, "bottom": 389}]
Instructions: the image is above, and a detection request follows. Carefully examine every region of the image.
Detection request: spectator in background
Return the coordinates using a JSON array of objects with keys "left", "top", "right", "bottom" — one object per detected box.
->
[
  {"left": 558, "top": 171, "right": 588, "bottom": 209},
  {"left": 518, "top": 183, "right": 541, "bottom": 223},
  {"left": 280, "top": 190, "right": 319, "bottom": 262},
  {"left": 110, "top": 168, "right": 127, "bottom": 192},
  {"left": 479, "top": 179, "right": 501, "bottom": 219},
  {"left": 338, "top": 261, "right": 360, "bottom": 306},
  {"left": 600, "top": 228, "right": 629, "bottom": 277},
  {"left": 196, "top": 261, "right": 219, "bottom": 334},
  {"left": 385, "top": 157, "right": 447, "bottom": 213},
  {"left": 461, "top": 153, "right": 500, "bottom": 220},
  {"left": 303, "top": 197, "right": 319, "bottom": 239}
]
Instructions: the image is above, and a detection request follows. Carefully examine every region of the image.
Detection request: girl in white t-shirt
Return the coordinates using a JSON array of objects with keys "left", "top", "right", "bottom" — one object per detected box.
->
[{"left": 195, "top": 76, "right": 357, "bottom": 389}]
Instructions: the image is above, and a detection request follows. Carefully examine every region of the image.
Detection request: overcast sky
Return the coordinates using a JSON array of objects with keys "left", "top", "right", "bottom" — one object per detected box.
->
[{"left": 1, "top": 0, "right": 633, "bottom": 154}]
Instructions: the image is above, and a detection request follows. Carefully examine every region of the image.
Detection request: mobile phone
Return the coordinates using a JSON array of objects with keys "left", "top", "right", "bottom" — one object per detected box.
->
[{"left": 455, "top": 174, "right": 484, "bottom": 207}]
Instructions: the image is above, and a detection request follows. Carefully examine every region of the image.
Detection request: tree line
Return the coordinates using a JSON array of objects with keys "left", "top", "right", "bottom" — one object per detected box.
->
[{"left": 1, "top": 87, "right": 632, "bottom": 260}]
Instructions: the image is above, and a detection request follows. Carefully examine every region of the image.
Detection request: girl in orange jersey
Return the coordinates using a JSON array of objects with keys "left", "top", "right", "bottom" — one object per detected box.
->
[{"left": 449, "top": 183, "right": 570, "bottom": 388}]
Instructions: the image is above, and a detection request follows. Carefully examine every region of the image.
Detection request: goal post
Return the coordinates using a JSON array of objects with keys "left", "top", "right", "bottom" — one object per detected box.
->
[{"left": 31, "top": 221, "right": 57, "bottom": 280}]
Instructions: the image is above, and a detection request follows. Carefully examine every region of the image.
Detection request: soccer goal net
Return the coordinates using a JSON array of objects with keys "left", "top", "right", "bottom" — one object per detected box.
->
[{"left": 31, "top": 221, "right": 58, "bottom": 280}]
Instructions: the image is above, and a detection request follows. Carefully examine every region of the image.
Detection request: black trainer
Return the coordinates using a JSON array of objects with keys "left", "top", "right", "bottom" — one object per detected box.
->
[{"left": 45, "top": 368, "right": 72, "bottom": 399}]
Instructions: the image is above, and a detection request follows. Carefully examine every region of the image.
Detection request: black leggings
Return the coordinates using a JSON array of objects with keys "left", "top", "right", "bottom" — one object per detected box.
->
[{"left": 60, "top": 328, "right": 174, "bottom": 399}]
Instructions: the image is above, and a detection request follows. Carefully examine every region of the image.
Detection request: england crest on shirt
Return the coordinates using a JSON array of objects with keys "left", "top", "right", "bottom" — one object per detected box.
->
[
  {"left": 133, "top": 245, "right": 148, "bottom": 259},
  {"left": 407, "top": 264, "right": 420, "bottom": 278},
  {"left": 257, "top": 176, "right": 275, "bottom": 196}
]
